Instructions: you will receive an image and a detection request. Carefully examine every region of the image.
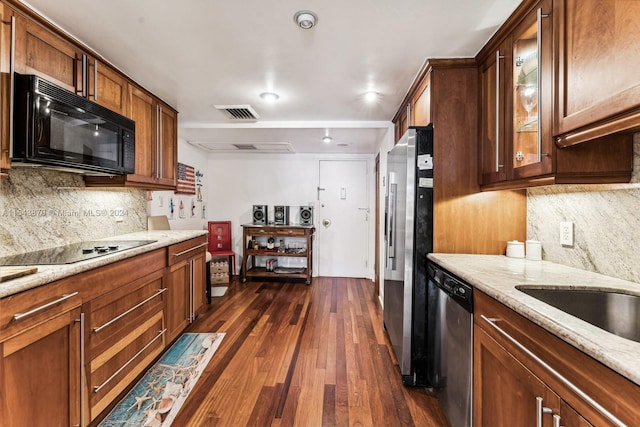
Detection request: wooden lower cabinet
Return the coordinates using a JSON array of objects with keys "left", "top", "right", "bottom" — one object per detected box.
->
[
  {"left": 85, "top": 268, "right": 166, "bottom": 422},
  {"left": 166, "top": 236, "right": 207, "bottom": 343},
  {"left": 0, "top": 302, "right": 83, "bottom": 426},
  {"left": 474, "top": 291, "right": 639, "bottom": 426},
  {"left": 475, "top": 326, "right": 593, "bottom": 426}
]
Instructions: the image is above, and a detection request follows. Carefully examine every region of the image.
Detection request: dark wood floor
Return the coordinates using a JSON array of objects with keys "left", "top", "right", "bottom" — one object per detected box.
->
[{"left": 172, "top": 277, "right": 449, "bottom": 426}]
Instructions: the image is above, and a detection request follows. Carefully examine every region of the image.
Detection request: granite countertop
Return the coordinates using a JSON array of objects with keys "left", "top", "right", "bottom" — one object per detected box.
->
[
  {"left": 428, "top": 253, "right": 640, "bottom": 386},
  {"left": 0, "top": 230, "right": 207, "bottom": 298}
]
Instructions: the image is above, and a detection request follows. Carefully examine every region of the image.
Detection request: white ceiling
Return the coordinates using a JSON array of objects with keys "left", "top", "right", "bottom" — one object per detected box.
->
[{"left": 20, "top": 0, "right": 521, "bottom": 154}]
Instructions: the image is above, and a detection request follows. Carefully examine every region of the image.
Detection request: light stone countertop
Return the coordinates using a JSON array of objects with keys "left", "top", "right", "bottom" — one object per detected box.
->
[
  {"left": 0, "top": 230, "right": 207, "bottom": 298},
  {"left": 428, "top": 253, "right": 640, "bottom": 386}
]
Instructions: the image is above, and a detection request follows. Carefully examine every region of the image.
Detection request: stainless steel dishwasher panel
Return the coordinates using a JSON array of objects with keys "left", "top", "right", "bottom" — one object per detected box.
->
[{"left": 427, "top": 263, "right": 474, "bottom": 427}]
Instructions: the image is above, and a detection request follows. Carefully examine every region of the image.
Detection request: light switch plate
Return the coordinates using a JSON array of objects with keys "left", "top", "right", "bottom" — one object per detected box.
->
[{"left": 560, "top": 221, "right": 574, "bottom": 246}]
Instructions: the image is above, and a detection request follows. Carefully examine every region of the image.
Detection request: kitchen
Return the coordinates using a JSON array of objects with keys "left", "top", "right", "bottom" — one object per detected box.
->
[{"left": 1, "top": 0, "right": 640, "bottom": 426}]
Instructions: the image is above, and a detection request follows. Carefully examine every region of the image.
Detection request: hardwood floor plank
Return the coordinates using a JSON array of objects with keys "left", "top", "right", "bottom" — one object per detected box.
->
[{"left": 160, "top": 277, "right": 448, "bottom": 426}]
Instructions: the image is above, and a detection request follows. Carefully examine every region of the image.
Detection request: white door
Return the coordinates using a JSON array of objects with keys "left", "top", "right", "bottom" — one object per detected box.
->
[{"left": 317, "top": 160, "right": 369, "bottom": 277}]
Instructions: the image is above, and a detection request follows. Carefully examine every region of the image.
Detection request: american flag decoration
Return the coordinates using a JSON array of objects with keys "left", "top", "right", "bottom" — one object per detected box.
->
[{"left": 175, "top": 163, "right": 196, "bottom": 194}]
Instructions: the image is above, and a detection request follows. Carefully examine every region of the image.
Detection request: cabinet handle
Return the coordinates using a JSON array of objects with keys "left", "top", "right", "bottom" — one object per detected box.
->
[
  {"left": 495, "top": 50, "right": 505, "bottom": 172},
  {"left": 536, "top": 8, "right": 549, "bottom": 163},
  {"left": 158, "top": 106, "right": 163, "bottom": 179},
  {"left": 75, "top": 313, "right": 85, "bottom": 427},
  {"left": 8, "top": 15, "right": 15, "bottom": 159},
  {"left": 93, "top": 59, "right": 98, "bottom": 101},
  {"left": 172, "top": 242, "right": 208, "bottom": 257},
  {"left": 93, "top": 328, "right": 166, "bottom": 393},
  {"left": 81, "top": 54, "right": 88, "bottom": 98},
  {"left": 536, "top": 396, "right": 553, "bottom": 427},
  {"left": 12, "top": 292, "right": 79, "bottom": 322},
  {"left": 480, "top": 315, "right": 627, "bottom": 427},
  {"left": 553, "top": 414, "right": 562, "bottom": 427},
  {"left": 189, "top": 259, "right": 195, "bottom": 322},
  {"left": 92, "top": 288, "right": 167, "bottom": 333}
]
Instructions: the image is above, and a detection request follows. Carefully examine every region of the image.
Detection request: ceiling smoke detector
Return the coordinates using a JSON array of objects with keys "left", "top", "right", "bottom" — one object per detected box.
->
[{"left": 294, "top": 10, "right": 318, "bottom": 29}]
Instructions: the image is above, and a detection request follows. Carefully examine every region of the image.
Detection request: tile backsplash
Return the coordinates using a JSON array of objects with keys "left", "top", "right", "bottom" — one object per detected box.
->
[
  {"left": 0, "top": 168, "right": 147, "bottom": 256},
  {"left": 527, "top": 134, "right": 640, "bottom": 283}
]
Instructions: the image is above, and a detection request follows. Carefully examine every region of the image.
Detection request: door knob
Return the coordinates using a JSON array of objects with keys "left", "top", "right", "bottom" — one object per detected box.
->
[{"left": 322, "top": 219, "right": 331, "bottom": 228}]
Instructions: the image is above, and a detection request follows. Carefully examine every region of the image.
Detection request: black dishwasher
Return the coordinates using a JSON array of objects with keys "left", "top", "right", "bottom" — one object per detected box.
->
[{"left": 427, "top": 261, "right": 474, "bottom": 427}]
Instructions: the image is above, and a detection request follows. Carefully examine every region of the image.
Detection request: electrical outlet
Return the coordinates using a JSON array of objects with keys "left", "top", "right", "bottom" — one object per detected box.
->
[
  {"left": 560, "top": 221, "right": 574, "bottom": 246},
  {"left": 115, "top": 207, "right": 124, "bottom": 223}
]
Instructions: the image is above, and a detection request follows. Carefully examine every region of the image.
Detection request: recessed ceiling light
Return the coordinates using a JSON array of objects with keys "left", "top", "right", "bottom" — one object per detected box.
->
[
  {"left": 364, "top": 91, "right": 379, "bottom": 102},
  {"left": 294, "top": 10, "right": 318, "bottom": 29},
  {"left": 322, "top": 136, "right": 333, "bottom": 144},
  {"left": 260, "top": 92, "right": 279, "bottom": 102}
]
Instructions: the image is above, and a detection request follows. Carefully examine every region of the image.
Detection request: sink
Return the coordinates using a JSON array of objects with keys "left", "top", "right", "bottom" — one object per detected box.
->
[{"left": 516, "top": 287, "right": 640, "bottom": 342}]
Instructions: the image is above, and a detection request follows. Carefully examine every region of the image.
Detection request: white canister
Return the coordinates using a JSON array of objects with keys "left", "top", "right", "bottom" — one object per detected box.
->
[
  {"left": 506, "top": 240, "right": 525, "bottom": 258},
  {"left": 526, "top": 240, "right": 542, "bottom": 261}
]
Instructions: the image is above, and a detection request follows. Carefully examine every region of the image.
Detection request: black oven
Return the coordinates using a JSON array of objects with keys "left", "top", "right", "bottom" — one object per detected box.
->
[{"left": 12, "top": 73, "right": 135, "bottom": 175}]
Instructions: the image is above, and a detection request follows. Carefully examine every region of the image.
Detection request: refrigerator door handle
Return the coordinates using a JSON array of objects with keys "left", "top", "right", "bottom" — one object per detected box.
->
[{"left": 387, "top": 183, "right": 397, "bottom": 260}]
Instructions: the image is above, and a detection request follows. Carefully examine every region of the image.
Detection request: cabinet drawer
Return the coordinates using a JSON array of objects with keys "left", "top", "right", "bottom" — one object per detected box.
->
[
  {"left": 89, "top": 310, "right": 165, "bottom": 420},
  {"left": 168, "top": 235, "right": 208, "bottom": 265},
  {"left": 87, "top": 269, "right": 165, "bottom": 356},
  {"left": 0, "top": 279, "right": 81, "bottom": 341},
  {"left": 249, "top": 227, "right": 306, "bottom": 237}
]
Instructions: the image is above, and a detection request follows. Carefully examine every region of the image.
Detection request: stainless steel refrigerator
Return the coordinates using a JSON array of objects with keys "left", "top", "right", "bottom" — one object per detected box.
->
[{"left": 384, "top": 125, "right": 433, "bottom": 386}]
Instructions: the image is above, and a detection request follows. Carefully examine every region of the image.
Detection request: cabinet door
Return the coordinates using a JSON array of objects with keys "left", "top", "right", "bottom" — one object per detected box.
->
[
  {"left": 560, "top": 401, "right": 593, "bottom": 427},
  {"left": 510, "top": 0, "right": 553, "bottom": 180},
  {"left": 0, "top": 307, "right": 82, "bottom": 427},
  {"left": 554, "top": 0, "right": 640, "bottom": 140},
  {"left": 14, "top": 14, "right": 81, "bottom": 93},
  {"left": 395, "top": 104, "right": 409, "bottom": 142},
  {"left": 474, "top": 326, "right": 561, "bottom": 427},
  {"left": 89, "top": 60, "right": 128, "bottom": 115},
  {"left": 128, "top": 85, "right": 157, "bottom": 183},
  {"left": 166, "top": 260, "right": 190, "bottom": 342},
  {"left": 158, "top": 102, "right": 177, "bottom": 187},
  {"left": 411, "top": 73, "right": 431, "bottom": 126},
  {"left": 0, "top": 4, "right": 14, "bottom": 172},
  {"left": 479, "top": 38, "right": 510, "bottom": 185},
  {"left": 192, "top": 250, "right": 207, "bottom": 316}
]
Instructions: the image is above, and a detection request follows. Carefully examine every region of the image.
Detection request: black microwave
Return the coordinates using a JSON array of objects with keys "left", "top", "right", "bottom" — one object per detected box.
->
[{"left": 12, "top": 73, "right": 135, "bottom": 175}]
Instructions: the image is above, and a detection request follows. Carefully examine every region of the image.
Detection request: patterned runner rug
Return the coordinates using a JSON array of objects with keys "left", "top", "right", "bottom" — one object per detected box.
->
[{"left": 98, "top": 332, "right": 225, "bottom": 426}]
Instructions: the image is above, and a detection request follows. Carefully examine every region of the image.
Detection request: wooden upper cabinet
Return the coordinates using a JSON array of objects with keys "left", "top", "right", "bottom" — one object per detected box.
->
[
  {"left": 0, "top": 3, "right": 14, "bottom": 175},
  {"left": 394, "top": 103, "right": 409, "bottom": 142},
  {"left": 479, "top": 38, "right": 510, "bottom": 186},
  {"left": 411, "top": 72, "right": 431, "bottom": 126},
  {"left": 554, "top": 0, "right": 640, "bottom": 146},
  {"left": 88, "top": 59, "right": 128, "bottom": 115},
  {"left": 13, "top": 13, "right": 81, "bottom": 93},
  {"left": 476, "top": 0, "right": 633, "bottom": 191},
  {"left": 128, "top": 85, "right": 156, "bottom": 182},
  {"left": 158, "top": 102, "right": 177, "bottom": 187}
]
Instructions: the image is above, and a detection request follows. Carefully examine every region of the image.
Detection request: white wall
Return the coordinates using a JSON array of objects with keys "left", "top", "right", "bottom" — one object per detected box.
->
[
  {"left": 205, "top": 152, "right": 379, "bottom": 277},
  {"left": 147, "top": 139, "right": 209, "bottom": 230}
]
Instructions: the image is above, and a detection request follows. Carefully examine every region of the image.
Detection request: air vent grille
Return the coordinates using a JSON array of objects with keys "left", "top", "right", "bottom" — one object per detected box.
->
[
  {"left": 214, "top": 104, "right": 260, "bottom": 121},
  {"left": 233, "top": 144, "right": 258, "bottom": 150}
]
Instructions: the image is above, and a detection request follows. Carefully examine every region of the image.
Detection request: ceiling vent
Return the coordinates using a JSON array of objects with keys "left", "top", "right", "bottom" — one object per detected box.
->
[
  {"left": 213, "top": 104, "right": 260, "bottom": 121},
  {"left": 233, "top": 144, "right": 258, "bottom": 150},
  {"left": 188, "top": 141, "right": 295, "bottom": 153}
]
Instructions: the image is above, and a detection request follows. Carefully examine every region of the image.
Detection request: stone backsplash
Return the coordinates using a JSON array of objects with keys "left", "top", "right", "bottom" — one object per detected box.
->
[
  {"left": 527, "top": 134, "right": 640, "bottom": 283},
  {"left": 0, "top": 168, "right": 147, "bottom": 256}
]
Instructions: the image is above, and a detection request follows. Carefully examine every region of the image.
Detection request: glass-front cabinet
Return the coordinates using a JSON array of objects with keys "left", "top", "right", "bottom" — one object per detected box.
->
[
  {"left": 510, "top": 0, "right": 552, "bottom": 180},
  {"left": 479, "top": 0, "right": 552, "bottom": 187}
]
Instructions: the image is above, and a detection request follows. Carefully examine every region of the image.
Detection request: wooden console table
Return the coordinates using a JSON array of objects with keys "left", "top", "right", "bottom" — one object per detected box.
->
[{"left": 240, "top": 224, "right": 315, "bottom": 284}]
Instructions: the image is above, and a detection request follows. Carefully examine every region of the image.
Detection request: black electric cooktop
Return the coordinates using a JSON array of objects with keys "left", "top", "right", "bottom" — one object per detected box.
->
[{"left": 0, "top": 240, "right": 157, "bottom": 266}]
